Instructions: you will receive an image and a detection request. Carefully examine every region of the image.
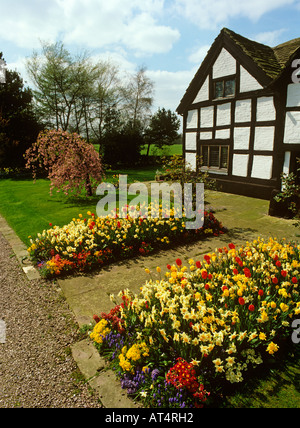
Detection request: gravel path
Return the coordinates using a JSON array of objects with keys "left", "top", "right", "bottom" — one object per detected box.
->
[{"left": 0, "top": 233, "right": 102, "bottom": 408}]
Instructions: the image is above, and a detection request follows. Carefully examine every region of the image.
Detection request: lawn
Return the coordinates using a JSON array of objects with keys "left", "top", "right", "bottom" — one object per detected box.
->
[
  {"left": 0, "top": 166, "right": 159, "bottom": 246},
  {"left": 93, "top": 143, "right": 182, "bottom": 157},
  {"left": 140, "top": 144, "right": 182, "bottom": 156}
]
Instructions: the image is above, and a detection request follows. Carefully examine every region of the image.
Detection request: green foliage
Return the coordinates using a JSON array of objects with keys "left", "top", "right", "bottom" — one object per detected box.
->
[
  {"left": 144, "top": 108, "right": 180, "bottom": 156},
  {"left": 0, "top": 52, "right": 42, "bottom": 168},
  {"left": 161, "top": 154, "right": 216, "bottom": 190},
  {"left": 274, "top": 159, "right": 300, "bottom": 221},
  {"left": 102, "top": 121, "right": 144, "bottom": 166}
]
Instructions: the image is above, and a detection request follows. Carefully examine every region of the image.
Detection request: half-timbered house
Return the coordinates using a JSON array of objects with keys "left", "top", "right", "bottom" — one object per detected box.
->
[{"left": 176, "top": 28, "right": 300, "bottom": 199}]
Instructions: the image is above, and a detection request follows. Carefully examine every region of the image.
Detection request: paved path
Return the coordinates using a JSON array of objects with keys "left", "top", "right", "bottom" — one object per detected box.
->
[{"left": 1, "top": 190, "right": 298, "bottom": 407}]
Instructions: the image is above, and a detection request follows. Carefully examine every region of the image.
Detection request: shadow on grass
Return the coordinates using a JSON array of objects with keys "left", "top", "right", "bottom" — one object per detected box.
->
[
  {"left": 61, "top": 194, "right": 99, "bottom": 208},
  {"left": 212, "top": 342, "right": 300, "bottom": 408}
]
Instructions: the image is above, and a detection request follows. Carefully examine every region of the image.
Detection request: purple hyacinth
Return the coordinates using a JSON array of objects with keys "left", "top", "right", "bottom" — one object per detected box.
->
[{"left": 151, "top": 368, "right": 160, "bottom": 380}]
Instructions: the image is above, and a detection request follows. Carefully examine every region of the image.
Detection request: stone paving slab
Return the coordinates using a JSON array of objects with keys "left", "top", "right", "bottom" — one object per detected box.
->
[
  {"left": 70, "top": 339, "right": 140, "bottom": 407},
  {"left": 0, "top": 214, "right": 40, "bottom": 280}
]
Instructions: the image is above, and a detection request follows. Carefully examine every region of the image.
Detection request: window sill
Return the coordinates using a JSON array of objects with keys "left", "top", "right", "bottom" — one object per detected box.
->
[
  {"left": 212, "top": 95, "right": 235, "bottom": 101},
  {"left": 201, "top": 167, "right": 228, "bottom": 175}
]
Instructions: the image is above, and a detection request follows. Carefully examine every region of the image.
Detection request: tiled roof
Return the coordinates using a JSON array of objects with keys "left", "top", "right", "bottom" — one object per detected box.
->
[
  {"left": 273, "top": 37, "right": 300, "bottom": 68},
  {"left": 177, "top": 28, "right": 300, "bottom": 114},
  {"left": 223, "top": 28, "right": 283, "bottom": 79}
]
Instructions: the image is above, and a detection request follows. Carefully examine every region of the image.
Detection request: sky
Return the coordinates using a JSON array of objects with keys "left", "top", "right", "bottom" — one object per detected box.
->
[{"left": 1, "top": 0, "right": 300, "bottom": 116}]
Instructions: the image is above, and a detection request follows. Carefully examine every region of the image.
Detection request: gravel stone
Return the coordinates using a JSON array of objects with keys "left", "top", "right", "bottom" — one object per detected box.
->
[{"left": 0, "top": 232, "right": 102, "bottom": 408}]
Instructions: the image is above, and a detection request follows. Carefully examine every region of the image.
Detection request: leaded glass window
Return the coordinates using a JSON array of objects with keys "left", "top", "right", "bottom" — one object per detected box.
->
[
  {"left": 214, "top": 78, "right": 235, "bottom": 99},
  {"left": 200, "top": 145, "right": 229, "bottom": 170}
]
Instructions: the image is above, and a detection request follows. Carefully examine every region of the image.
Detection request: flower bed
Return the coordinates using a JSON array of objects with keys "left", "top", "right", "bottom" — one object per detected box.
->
[
  {"left": 27, "top": 206, "right": 225, "bottom": 278},
  {"left": 89, "top": 237, "right": 300, "bottom": 408}
]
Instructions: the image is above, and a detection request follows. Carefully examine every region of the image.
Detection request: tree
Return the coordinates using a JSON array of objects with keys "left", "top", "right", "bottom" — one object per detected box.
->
[
  {"left": 26, "top": 43, "right": 157, "bottom": 161},
  {"left": 86, "top": 60, "right": 122, "bottom": 149},
  {"left": 0, "top": 52, "right": 42, "bottom": 168},
  {"left": 26, "top": 42, "right": 100, "bottom": 137},
  {"left": 26, "top": 42, "right": 129, "bottom": 147},
  {"left": 102, "top": 118, "right": 144, "bottom": 166},
  {"left": 144, "top": 108, "right": 180, "bottom": 156},
  {"left": 121, "top": 66, "right": 154, "bottom": 130},
  {"left": 25, "top": 129, "right": 104, "bottom": 196}
]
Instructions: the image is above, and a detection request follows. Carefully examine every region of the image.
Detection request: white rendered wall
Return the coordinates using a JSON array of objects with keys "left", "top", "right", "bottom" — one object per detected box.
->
[
  {"left": 193, "top": 76, "right": 209, "bottom": 103},
  {"left": 200, "top": 106, "right": 214, "bottom": 128},
  {"left": 185, "top": 152, "right": 196, "bottom": 171},
  {"left": 215, "top": 128, "right": 230, "bottom": 139},
  {"left": 199, "top": 131, "right": 213, "bottom": 140},
  {"left": 186, "top": 109, "right": 198, "bottom": 129},
  {"left": 232, "top": 154, "right": 249, "bottom": 177},
  {"left": 254, "top": 126, "right": 275, "bottom": 151},
  {"left": 283, "top": 151, "right": 291, "bottom": 175},
  {"left": 235, "top": 99, "right": 252, "bottom": 123},
  {"left": 233, "top": 127, "right": 251, "bottom": 150},
  {"left": 216, "top": 103, "right": 231, "bottom": 126},
  {"left": 251, "top": 156, "right": 273, "bottom": 179},
  {"left": 284, "top": 111, "right": 300, "bottom": 144},
  {"left": 256, "top": 97, "right": 276, "bottom": 121},
  {"left": 240, "top": 66, "right": 263, "bottom": 92},
  {"left": 286, "top": 84, "right": 300, "bottom": 107},
  {"left": 185, "top": 132, "right": 197, "bottom": 150},
  {"left": 213, "top": 48, "right": 236, "bottom": 79}
]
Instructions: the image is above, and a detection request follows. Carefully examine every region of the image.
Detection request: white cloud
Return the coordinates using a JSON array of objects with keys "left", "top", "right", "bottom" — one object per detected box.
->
[
  {"left": 148, "top": 68, "right": 197, "bottom": 112},
  {"left": 253, "top": 29, "right": 287, "bottom": 46},
  {"left": 124, "top": 13, "right": 180, "bottom": 56},
  {"left": 90, "top": 49, "right": 137, "bottom": 78},
  {"left": 188, "top": 45, "right": 210, "bottom": 64},
  {"left": 62, "top": 1, "right": 180, "bottom": 55},
  {"left": 6, "top": 57, "right": 31, "bottom": 86},
  {"left": 0, "top": 0, "right": 179, "bottom": 56},
  {"left": 173, "top": 0, "right": 296, "bottom": 29},
  {"left": 0, "top": 1, "right": 61, "bottom": 48}
]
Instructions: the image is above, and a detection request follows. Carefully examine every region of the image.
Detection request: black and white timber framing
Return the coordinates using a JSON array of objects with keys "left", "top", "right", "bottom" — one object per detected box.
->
[{"left": 176, "top": 28, "right": 300, "bottom": 199}]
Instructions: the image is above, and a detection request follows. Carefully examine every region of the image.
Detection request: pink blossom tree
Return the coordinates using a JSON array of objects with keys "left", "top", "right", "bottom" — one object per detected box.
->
[{"left": 25, "top": 129, "right": 105, "bottom": 196}]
